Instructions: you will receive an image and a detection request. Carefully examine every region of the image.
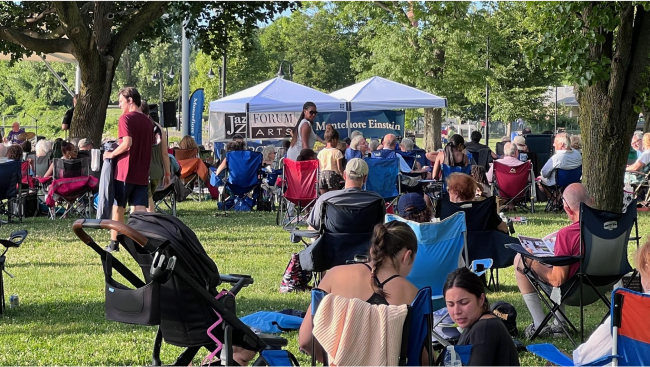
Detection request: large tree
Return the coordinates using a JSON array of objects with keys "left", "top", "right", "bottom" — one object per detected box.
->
[
  {"left": 0, "top": 1, "right": 297, "bottom": 144},
  {"left": 523, "top": 2, "right": 650, "bottom": 212}
]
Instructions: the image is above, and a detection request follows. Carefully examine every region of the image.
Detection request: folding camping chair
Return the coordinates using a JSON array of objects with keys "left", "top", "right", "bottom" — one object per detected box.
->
[
  {"left": 0, "top": 229, "right": 27, "bottom": 314},
  {"left": 496, "top": 142, "right": 506, "bottom": 157},
  {"left": 397, "top": 148, "right": 428, "bottom": 170},
  {"left": 293, "top": 193, "right": 385, "bottom": 280},
  {"left": 0, "top": 160, "right": 24, "bottom": 223},
  {"left": 439, "top": 195, "right": 517, "bottom": 291},
  {"left": 545, "top": 166, "right": 583, "bottom": 212},
  {"left": 492, "top": 160, "right": 535, "bottom": 213},
  {"left": 219, "top": 150, "right": 263, "bottom": 214},
  {"left": 507, "top": 201, "right": 637, "bottom": 345},
  {"left": 527, "top": 288, "right": 650, "bottom": 366},
  {"left": 309, "top": 286, "right": 433, "bottom": 366},
  {"left": 526, "top": 134, "right": 555, "bottom": 177},
  {"left": 46, "top": 158, "right": 98, "bottom": 220},
  {"left": 276, "top": 158, "right": 319, "bottom": 228},
  {"left": 153, "top": 184, "right": 176, "bottom": 217},
  {"left": 364, "top": 157, "right": 401, "bottom": 212},
  {"left": 175, "top": 148, "right": 210, "bottom": 202},
  {"left": 624, "top": 164, "right": 650, "bottom": 204},
  {"left": 467, "top": 148, "right": 492, "bottom": 172}
]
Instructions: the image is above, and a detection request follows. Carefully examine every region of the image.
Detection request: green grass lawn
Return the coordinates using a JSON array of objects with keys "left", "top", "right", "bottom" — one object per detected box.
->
[{"left": 0, "top": 201, "right": 646, "bottom": 365}]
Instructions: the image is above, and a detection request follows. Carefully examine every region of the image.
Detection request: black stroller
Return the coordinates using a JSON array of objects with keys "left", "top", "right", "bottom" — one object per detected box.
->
[{"left": 73, "top": 212, "right": 298, "bottom": 366}]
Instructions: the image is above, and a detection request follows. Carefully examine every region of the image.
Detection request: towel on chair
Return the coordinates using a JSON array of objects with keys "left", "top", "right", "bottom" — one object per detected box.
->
[{"left": 312, "top": 293, "right": 408, "bottom": 366}]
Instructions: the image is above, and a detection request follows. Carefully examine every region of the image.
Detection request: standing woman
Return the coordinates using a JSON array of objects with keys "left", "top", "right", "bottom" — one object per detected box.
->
[
  {"left": 286, "top": 102, "right": 324, "bottom": 161},
  {"left": 140, "top": 102, "right": 172, "bottom": 212}
]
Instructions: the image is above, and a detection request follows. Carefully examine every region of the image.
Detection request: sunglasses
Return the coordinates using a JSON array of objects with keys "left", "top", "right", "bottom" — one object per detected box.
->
[{"left": 308, "top": 110, "right": 318, "bottom": 115}]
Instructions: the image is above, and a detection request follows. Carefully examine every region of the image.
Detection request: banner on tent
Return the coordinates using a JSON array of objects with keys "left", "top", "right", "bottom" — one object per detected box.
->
[
  {"left": 249, "top": 112, "right": 300, "bottom": 139},
  {"left": 189, "top": 89, "right": 205, "bottom": 145},
  {"left": 209, "top": 111, "right": 300, "bottom": 141},
  {"left": 314, "top": 110, "right": 405, "bottom": 140}
]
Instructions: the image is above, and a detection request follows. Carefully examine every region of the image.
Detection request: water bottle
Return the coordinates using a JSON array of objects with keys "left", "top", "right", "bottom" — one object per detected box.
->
[
  {"left": 9, "top": 294, "right": 19, "bottom": 308},
  {"left": 444, "top": 345, "right": 462, "bottom": 366}
]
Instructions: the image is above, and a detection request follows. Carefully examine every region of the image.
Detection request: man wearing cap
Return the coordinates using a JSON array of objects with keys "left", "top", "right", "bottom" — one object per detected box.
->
[
  {"left": 306, "top": 158, "right": 385, "bottom": 230},
  {"left": 397, "top": 192, "right": 432, "bottom": 222},
  {"left": 513, "top": 135, "right": 529, "bottom": 153},
  {"left": 3, "top": 122, "right": 25, "bottom": 144}
]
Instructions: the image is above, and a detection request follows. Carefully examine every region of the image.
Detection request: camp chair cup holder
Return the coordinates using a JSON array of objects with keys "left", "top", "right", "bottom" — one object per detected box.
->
[{"left": 103, "top": 252, "right": 162, "bottom": 326}]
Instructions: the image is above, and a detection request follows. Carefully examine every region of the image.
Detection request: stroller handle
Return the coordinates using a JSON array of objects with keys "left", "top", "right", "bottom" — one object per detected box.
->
[{"left": 72, "top": 219, "right": 148, "bottom": 247}]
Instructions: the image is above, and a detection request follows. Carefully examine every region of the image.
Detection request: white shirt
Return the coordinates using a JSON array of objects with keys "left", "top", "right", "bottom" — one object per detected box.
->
[
  {"left": 397, "top": 154, "right": 412, "bottom": 173},
  {"left": 540, "top": 149, "right": 582, "bottom": 186},
  {"left": 637, "top": 150, "right": 650, "bottom": 166}
]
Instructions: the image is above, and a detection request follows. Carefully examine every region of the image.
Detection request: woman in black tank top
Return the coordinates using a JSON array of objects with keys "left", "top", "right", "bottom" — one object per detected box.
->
[{"left": 298, "top": 221, "right": 420, "bottom": 363}]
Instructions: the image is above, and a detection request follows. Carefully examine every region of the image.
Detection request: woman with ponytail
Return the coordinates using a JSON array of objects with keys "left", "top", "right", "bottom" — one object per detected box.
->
[
  {"left": 443, "top": 268, "right": 519, "bottom": 366},
  {"left": 299, "top": 221, "right": 420, "bottom": 362},
  {"left": 286, "top": 102, "right": 324, "bottom": 161},
  {"left": 429, "top": 134, "right": 470, "bottom": 180}
]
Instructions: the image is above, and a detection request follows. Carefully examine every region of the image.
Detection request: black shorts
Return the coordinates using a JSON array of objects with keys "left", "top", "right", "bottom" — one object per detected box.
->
[
  {"left": 114, "top": 181, "right": 149, "bottom": 208},
  {"left": 319, "top": 170, "right": 344, "bottom": 190}
]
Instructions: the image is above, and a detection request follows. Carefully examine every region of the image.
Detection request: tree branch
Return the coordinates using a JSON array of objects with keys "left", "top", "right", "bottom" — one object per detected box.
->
[
  {"left": 25, "top": 7, "right": 57, "bottom": 24},
  {"left": 609, "top": 3, "right": 634, "bottom": 101},
  {"left": 0, "top": 27, "right": 72, "bottom": 54},
  {"left": 52, "top": 1, "right": 91, "bottom": 55},
  {"left": 110, "top": 1, "right": 169, "bottom": 58}
]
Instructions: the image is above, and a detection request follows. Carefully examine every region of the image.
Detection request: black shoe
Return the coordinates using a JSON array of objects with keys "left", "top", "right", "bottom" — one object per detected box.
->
[{"left": 105, "top": 240, "right": 120, "bottom": 253}]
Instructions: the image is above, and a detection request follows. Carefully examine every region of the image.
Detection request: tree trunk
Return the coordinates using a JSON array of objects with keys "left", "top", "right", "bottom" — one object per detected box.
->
[
  {"left": 643, "top": 106, "right": 650, "bottom": 134},
  {"left": 432, "top": 108, "right": 442, "bottom": 151},
  {"left": 70, "top": 56, "right": 116, "bottom": 145},
  {"left": 578, "top": 86, "right": 638, "bottom": 212}
]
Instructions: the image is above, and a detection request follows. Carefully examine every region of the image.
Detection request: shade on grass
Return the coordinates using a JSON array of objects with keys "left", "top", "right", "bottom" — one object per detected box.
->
[{"left": 0, "top": 201, "right": 646, "bottom": 365}]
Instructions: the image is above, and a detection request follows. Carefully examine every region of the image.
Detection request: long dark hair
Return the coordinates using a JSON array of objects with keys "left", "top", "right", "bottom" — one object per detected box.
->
[
  {"left": 443, "top": 267, "right": 489, "bottom": 313},
  {"left": 290, "top": 101, "right": 316, "bottom": 148},
  {"left": 443, "top": 134, "right": 469, "bottom": 166},
  {"left": 369, "top": 221, "right": 418, "bottom": 299}
]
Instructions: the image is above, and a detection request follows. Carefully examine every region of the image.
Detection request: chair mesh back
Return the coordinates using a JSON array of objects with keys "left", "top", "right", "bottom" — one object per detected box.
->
[
  {"left": 440, "top": 164, "right": 472, "bottom": 191},
  {"left": 283, "top": 159, "right": 318, "bottom": 204},
  {"left": 406, "top": 287, "right": 432, "bottom": 366},
  {"left": 322, "top": 199, "right": 384, "bottom": 234},
  {"left": 439, "top": 196, "right": 496, "bottom": 232},
  {"left": 364, "top": 158, "right": 400, "bottom": 199},
  {"left": 525, "top": 134, "right": 554, "bottom": 168},
  {"left": 614, "top": 288, "right": 650, "bottom": 366},
  {"left": 53, "top": 158, "right": 88, "bottom": 179},
  {"left": 0, "top": 160, "right": 21, "bottom": 200},
  {"left": 494, "top": 160, "right": 531, "bottom": 199},
  {"left": 387, "top": 213, "right": 467, "bottom": 296},
  {"left": 580, "top": 203, "right": 634, "bottom": 277}
]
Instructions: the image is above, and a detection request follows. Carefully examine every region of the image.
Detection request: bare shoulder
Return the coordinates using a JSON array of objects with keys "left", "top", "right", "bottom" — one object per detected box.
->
[{"left": 386, "top": 277, "right": 420, "bottom": 304}]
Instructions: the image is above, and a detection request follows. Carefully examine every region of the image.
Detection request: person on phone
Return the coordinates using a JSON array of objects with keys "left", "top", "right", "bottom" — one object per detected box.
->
[{"left": 514, "top": 183, "right": 593, "bottom": 339}]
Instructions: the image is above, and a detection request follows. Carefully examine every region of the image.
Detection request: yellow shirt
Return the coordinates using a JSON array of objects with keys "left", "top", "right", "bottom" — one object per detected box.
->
[{"left": 318, "top": 147, "right": 343, "bottom": 172}]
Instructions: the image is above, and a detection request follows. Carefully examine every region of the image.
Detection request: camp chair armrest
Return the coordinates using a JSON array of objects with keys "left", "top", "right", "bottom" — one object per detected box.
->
[
  {"left": 526, "top": 344, "right": 574, "bottom": 366},
  {"left": 258, "top": 334, "right": 289, "bottom": 348},
  {"left": 290, "top": 230, "right": 319, "bottom": 243},
  {"left": 626, "top": 170, "right": 647, "bottom": 177},
  {"left": 221, "top": 274, "right": 254, "bottom": 294},
  {"left": 506, "top": 243, "right": 580, "bottom": 266}
]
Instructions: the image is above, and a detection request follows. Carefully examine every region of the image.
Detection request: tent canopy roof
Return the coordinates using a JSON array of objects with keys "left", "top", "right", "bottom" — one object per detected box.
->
[
  {"left": 546, "top": 86, "right": 578, "bottom": 107},
  {"left": 208, "top": 77, "right": 346, "bottom": 113},
  {"left": 329, "top": 76, "right": 447, "bottom": 111},
  {"left": 0, "top": 52, "right": 76, "bottom": 64}
]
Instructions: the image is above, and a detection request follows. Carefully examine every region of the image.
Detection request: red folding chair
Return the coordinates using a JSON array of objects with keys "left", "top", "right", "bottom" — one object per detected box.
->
[
  {"left": 20, "top": 161, "right": 34, "bottom": 189},
  {"left": 276, "top": 158, "right": 319, "bottom": 228},
  {"left": 492, "top": 160, "right": 535, "bottom": 213}
]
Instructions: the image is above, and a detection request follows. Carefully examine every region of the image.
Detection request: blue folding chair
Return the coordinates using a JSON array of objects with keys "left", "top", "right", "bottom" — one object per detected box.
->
[
  {"left": 440, "top": 164, "right": 472, "bottom": 193},
  {"left": 220, "top": 150, "right": 263, "bottom": 212},
  {"left": 527, "top": 288, "right": 650, "bottom": 366},
  {"left": 310, "top": 286, "right": 434, "bottom": 366},
  {"left": 545, "top": 165, "right": 582, "bottom": 212},
  {"left": 364, "top": 157, "right": 401, "bottom": 211}
]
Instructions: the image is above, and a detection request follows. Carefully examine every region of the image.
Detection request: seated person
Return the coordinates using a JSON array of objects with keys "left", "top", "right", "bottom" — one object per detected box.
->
[
  {"left": 571, "top": 241, "right": 650, "bottom": 364},
  {"left": 5, "top": 144, "right": 23, "bottom": 161},
  {"left": 444, "top": 268, "right": 520, "bottom": 366},
  {"left": 215, "top": 140, "right": 247, "bottom": 176},
  {"left": 43, "top": 143, "right": 78, "bottom": 178},
  {"left": 307, "top": 158, "right": 384, "bottom": 230},
  {"left": 261, "top": 145, "right": 276, "bottom": 170},
  {"left": 464, "top": 131, "right": 497, "bottom": 159},
  {"left": 368, "top": 139, "right": 380, "bottom": 153},
  {"left": 299, "top": 221, "right": 420, "bottom": 363},
  {"left": 626, "top": 132, "right": 650, "bottom": 176},
  {"left": 397, "top": 192, "right": 432, "bottom": 223},
  {"left": 522, "top": 127, "right": 532, "bottom": 135},
  {"left": 345, "top": 135, "right": 368, "bottom": 160},
  {"left": 429, "top": 134, "right": 470, "bottom": 180},
  {"left": 446, "top": 172, "right": 508, "bottom": 234},
  {"left": 538, "top": 133, "right": 582, "bottom": 191},
  {"left": 630, "top": 131, "right": 644, "bottom": 160},
  {"left": 397, "top": 138, "right": 422, "bottom": 169},
  {"left": 296, "top": 148, "right": 317, "bottom": 162},
  {"left": 570, "top": 135, "right": 582, "bottom": 154},
  {"left": 513, "top": 135, "right": 529, "bottom": 154},
  {"left": 176, "top": 135, "right": 199, "bottom": 160},
  {"left": 375, "top": 134, "right": 429, "bottom": 193},
  {"left": 3, "top": 122, "right": 25, "bottom": 144},
  {"left": 514, "top": 183, "right": 592, "bottom": 338},
  {"left": 487, "top": 142, "right": 525, "bottom": 182}
]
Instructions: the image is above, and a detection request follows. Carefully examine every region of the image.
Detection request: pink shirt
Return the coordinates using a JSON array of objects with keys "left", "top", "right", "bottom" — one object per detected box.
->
[
  {"left": 554, "top": 221, "right": 581, "bottom": 278},
  {"left": 487, "top": 156, "right": 525, "bottom": 182}
]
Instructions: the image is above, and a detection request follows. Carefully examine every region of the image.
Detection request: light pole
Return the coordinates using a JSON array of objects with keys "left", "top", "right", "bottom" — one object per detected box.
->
[
  {"left": 208, "top": 66, "right": 222, "bottom": 98},
  {"left": 276, "top": 60, "right": 293, "bottom": 79}
]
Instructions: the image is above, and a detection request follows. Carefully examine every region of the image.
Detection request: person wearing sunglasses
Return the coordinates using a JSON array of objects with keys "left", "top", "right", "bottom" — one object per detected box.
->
[{"left": 286, "top": 101, "right": 324, "bottom": 161}]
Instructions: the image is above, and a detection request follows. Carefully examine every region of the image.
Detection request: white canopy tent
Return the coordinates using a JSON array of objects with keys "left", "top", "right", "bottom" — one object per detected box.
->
[
  {"left": 0, "top": 52, "right": 79, "bottom": 95},
  {"left": 329, "top": 76, "right": 447, "bottom": 111},
  {"left": 208, "top": 77, "right": 346, "bottom": 113},
  {"left": 208, "top": 77, "right": 346, "bottom": 141}
]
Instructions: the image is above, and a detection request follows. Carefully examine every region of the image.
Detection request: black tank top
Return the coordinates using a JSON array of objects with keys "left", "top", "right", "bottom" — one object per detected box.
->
[{"left": 362, "top": 263, "right": 401, "bottom": 305}]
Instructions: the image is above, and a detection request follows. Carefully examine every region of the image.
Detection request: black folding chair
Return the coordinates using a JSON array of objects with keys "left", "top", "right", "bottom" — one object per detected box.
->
[
  {"left": 153, "top": 184, "right": 176, "bottom": 217},
  {"left": 506, "top": 201, "right": 637, "bottom": 345},
  {"left": 0, "top": 160, "right": 24, "bottom": 224},
  {"left": 439, "top": 195, "right": 517, "bottom": 291},
  {"left": 544, "top": 166, "right": 582, "bottom": 212}
]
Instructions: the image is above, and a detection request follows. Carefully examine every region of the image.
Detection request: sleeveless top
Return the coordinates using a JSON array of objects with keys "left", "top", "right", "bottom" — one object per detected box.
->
[
  {"left": 362, "top": 263, "right": 401, "bottom": 306},
  {"left": 286, "top": 119, "right": 319, "bottom": 161},
  {"left": 149, "top": 123, "right": 164, "bottom": 181}
]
